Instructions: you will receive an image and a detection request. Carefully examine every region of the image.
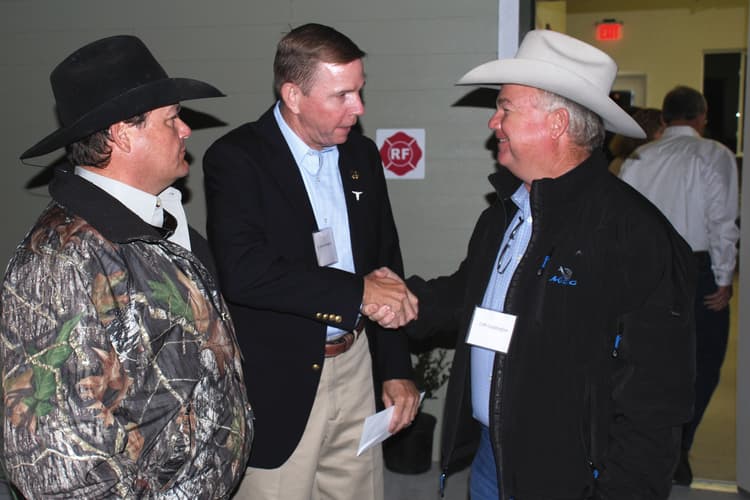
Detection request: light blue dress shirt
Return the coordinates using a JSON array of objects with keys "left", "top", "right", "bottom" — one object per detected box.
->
[
  {"left": 471, "top": 185, "right": 532, "bottom": 427},
  {"left": 274, "top": 102, "right": 355, "bottom": 340}
]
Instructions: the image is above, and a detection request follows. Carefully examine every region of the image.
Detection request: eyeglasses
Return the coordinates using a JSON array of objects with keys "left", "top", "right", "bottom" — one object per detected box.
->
[{"left": 496, "top": 216, "right": 524, "bottom": 274}]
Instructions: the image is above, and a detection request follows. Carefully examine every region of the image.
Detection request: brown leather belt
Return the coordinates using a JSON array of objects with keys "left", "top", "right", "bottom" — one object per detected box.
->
[{"left": 324, "top": 319, "right": 364, "bottom": 358}]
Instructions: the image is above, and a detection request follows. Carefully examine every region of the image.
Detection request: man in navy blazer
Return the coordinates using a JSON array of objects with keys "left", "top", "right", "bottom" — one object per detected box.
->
[{"left": 203, "top": 23, "right": 419, "bottom": 500}]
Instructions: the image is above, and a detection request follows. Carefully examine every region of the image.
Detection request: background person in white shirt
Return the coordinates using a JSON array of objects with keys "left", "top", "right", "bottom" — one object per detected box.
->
[{"left": 619, "top": 85, "right": 740, "bottom": 486}]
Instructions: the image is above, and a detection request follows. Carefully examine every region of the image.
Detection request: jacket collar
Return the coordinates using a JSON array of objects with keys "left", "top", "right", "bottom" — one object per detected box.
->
[
  {"left": 49, "top": 167, "right": 174, "bottom": 243},
  {"left": 488, "top": 149, "right": 609, "bottom": 207}
]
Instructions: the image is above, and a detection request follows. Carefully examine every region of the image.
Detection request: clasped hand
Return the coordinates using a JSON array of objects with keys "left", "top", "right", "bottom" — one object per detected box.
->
[{"left": 361, "top": 267, "right": 418, "bottom": 328}]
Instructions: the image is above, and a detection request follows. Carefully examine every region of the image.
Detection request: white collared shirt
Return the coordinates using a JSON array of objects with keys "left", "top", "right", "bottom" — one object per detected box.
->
[
  {"left": 273, "top": 102, "right": 356, "bottom": 340},
  {"left": 619, "top": 125, "right": 739, "bottom": 286},
  {"left": 74, "top": 167, "right": 192, "bottom": 251}
]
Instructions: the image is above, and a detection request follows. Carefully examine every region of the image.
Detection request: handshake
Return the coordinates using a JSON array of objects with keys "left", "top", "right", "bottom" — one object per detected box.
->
[{"left": 361, "top": 267, "right": 418, "bottom": 329}]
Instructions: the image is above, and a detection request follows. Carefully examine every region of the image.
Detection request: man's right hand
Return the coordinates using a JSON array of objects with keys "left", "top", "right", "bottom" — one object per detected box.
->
[
  {"left": 362, "top": 267, "right": 418, "bottom": 328},
  {"left": 704, "top": 284, "right": 732, "bottom": 311}
]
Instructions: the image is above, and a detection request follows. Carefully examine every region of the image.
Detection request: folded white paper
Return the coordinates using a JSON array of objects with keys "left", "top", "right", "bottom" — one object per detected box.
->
[{"left": 357, "top": 392, "right": 425, "bottom": 456}]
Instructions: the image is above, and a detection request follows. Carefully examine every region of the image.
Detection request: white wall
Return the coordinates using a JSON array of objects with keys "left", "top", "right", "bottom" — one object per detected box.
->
[
  {"left": 565, "top": 3, "right": 750, "bottom": 487},
  {"left": 536, "top": 0, "right": 567, "bottom": 32},
  {"left": 737, "top": 4, "right": 750, "bottom": 493},
  {"left": 0, "top": 0, "right": 498, "bottom": 464},
  {"left": 5, "top": 0, "right": 745, "bottom": 480},
  {"left": 567, "top": 6, "right": 748, "bottom": 108},
  {"left": 0, "top": 1, "right": 499, "bottom": 283},
  {"left": 0, "top": 0, "right": 499, "bottom": 276}
]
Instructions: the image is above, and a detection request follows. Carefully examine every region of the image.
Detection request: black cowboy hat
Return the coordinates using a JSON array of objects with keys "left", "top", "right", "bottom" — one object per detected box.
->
[{"left": 20, "top": 35, "right": 224, "bottom": 159}]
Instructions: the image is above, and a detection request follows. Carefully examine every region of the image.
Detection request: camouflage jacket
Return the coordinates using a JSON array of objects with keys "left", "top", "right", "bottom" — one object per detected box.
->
[{"left": 1, "top": 170, "right": 253, "bottom": 499}]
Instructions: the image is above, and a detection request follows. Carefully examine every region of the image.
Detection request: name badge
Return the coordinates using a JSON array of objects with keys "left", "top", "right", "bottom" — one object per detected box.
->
[
  {"left": 466, "top": 306, "right": 516, "bottom": 353},
  {"left": 313, "top": 227, "right": 338, "bottom": 267}
]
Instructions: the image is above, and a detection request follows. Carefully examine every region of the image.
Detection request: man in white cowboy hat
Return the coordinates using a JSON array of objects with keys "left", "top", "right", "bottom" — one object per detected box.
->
[
  {"left": 1, "top": 35, "right": 253, "bottom": 498},
  {"left": 397, "top": 29, "right": 696, "bottom": 499}
]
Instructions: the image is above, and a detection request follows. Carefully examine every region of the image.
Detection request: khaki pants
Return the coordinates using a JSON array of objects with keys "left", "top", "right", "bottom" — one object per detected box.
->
[{"left": 233, "top": 331, "right": 384, "bottom": 500}]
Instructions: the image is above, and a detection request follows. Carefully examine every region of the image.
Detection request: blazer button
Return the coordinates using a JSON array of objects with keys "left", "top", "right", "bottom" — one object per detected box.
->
[
  {"left": 312, "top": 364, "right": 321, "bottom": 371},
  {"left": 334, "top": 315, "right": 342, "bottom": 323},
  {"left": 316, "top": 312, "right": 323, "bottom": 319}
]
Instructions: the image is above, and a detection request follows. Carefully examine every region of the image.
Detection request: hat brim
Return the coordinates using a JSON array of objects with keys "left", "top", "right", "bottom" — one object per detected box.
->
[
  {"left": 21, "top": 77, "right": 224, "bottom": 159},
  {"left": 457, "top": 59, "right": 645, "bottom": 139}
]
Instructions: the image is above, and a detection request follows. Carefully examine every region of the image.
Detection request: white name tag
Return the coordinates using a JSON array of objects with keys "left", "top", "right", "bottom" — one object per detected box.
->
[
  {"left": 313, "top": 227, "right": 338, "bottom": 267},
  {"left": 466, "top": 306, "right": 516, "bottom": 353}
]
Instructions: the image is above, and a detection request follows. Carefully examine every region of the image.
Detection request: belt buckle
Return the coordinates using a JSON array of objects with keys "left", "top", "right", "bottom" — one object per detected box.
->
[
  {"left": 325, "top": 332, "right": 354, "bottom": 357},
  {"left": 327, "top": 334, "right": 349, "bottom": 345}
]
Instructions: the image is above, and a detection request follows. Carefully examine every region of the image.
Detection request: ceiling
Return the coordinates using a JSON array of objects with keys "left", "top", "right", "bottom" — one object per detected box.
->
[{"left": 562, "top": 0, "right": 747, "bottom": 14}]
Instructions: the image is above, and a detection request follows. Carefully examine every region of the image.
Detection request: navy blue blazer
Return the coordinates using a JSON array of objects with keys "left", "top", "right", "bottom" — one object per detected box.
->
[{"left": 203, "top": 106, "right": 413, "bottom": 468}]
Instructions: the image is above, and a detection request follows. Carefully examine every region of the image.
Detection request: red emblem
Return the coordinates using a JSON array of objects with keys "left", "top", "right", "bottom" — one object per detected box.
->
[{"left": 379, "top": 131, "right": 422, "bottom": 176}]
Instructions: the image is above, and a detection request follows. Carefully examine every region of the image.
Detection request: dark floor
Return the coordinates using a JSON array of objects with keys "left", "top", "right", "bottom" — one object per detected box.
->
[
  {"left": 0, "top": 466, "right": 743, "bottom": 499},
  {"left": 384, "top": 465, "right": 745, "bottom": 500}
]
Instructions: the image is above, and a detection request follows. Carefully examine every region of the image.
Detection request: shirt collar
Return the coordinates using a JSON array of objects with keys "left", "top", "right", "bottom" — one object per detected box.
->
[
  {"left": 74, "top": 166, "right": 179, "bottom": 227},
  {"left": 273, "top": 101, "right": 337, "bottom": 163},
  {"left": 50, "top": 169, "right": 170, "bottom": 244},
  {"left": 510, "top": 183, "right": 530, "bottom": 219},
  {"left": 662, "top": 125, "right": 700, "bottom": 139}
]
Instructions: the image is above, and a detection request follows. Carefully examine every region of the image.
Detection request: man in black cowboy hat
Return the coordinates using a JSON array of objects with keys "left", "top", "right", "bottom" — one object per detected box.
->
[
  {"left": 391, "top": 30, "right": 696, "bottom": 499},
  {"left": 1, "top": 35, "right": 253, "bottom": 498}
]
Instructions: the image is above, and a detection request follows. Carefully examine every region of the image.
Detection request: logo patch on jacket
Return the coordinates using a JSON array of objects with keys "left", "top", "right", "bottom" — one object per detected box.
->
[{"left": 549, "top": 266, "right": 578, "bottom": 286}]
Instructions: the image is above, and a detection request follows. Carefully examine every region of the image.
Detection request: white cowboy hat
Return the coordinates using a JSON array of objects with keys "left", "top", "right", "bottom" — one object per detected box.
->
[{"left": 457, "top": 29, "right": 645, "bottom": 138}]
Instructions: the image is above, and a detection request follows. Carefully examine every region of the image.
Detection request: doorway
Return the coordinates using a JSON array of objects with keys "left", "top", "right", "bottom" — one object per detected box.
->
[
  {"left": 613, "top": 73, "right": 648, "bottom": 108},
  {"left": 703, "top": 51, "right": 745, "bottom": 155},
  {"left": 687, "top": 50, "right": 745, "bottom": 486}
]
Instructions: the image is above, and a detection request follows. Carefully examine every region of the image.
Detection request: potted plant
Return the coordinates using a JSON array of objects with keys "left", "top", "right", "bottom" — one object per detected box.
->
[{"left": 384, "top": 347, "right": 451, "bottom": 474}]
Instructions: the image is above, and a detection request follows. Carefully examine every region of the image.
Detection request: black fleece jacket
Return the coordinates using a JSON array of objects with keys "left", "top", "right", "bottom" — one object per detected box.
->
[{"left": 408, "top": 150, "right": 695, "bottom": 499}]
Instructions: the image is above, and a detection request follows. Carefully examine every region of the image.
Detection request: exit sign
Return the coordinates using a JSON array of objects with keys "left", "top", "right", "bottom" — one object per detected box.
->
[{"left": 596, "top": 22, "right": 623, "bottom": 41}]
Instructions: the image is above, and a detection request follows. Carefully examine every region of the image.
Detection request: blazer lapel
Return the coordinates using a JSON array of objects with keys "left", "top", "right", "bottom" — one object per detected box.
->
[
  {"left": 337, "top": 140, "right": 368, "bottom": 273},
  {"left": 256, "top": 108, "right": 319, "bottom": 233}
]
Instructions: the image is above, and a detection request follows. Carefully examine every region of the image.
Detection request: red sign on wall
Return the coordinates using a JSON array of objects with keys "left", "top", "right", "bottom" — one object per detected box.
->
[
  {"left": 596, "top": 22, "right": 623, "bottom": 41},
  {"left": 379, "top": 131, "right": 423, "bottom": 177}
]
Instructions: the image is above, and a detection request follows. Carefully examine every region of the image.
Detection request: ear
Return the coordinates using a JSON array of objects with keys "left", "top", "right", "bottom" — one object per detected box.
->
[
  {"left": 281, "top": 82, "right": 302, "bottom": 114},
  {"left": 548, "top": 108, "right": 569, "bottom": 140},
  {"left": 108, "top": 121, "right": 132, "bottom": 154}
]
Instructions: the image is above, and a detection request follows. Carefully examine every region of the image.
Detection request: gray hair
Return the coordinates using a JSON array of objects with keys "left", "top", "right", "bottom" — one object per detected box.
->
[{"left": 535, "top": 90, "right": 605, "bottom": 151}]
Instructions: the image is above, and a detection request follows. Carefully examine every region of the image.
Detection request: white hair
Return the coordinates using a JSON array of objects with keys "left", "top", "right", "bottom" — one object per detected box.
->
[{"left": 535, "top": 90, "right": 605, "bottom": 151}]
